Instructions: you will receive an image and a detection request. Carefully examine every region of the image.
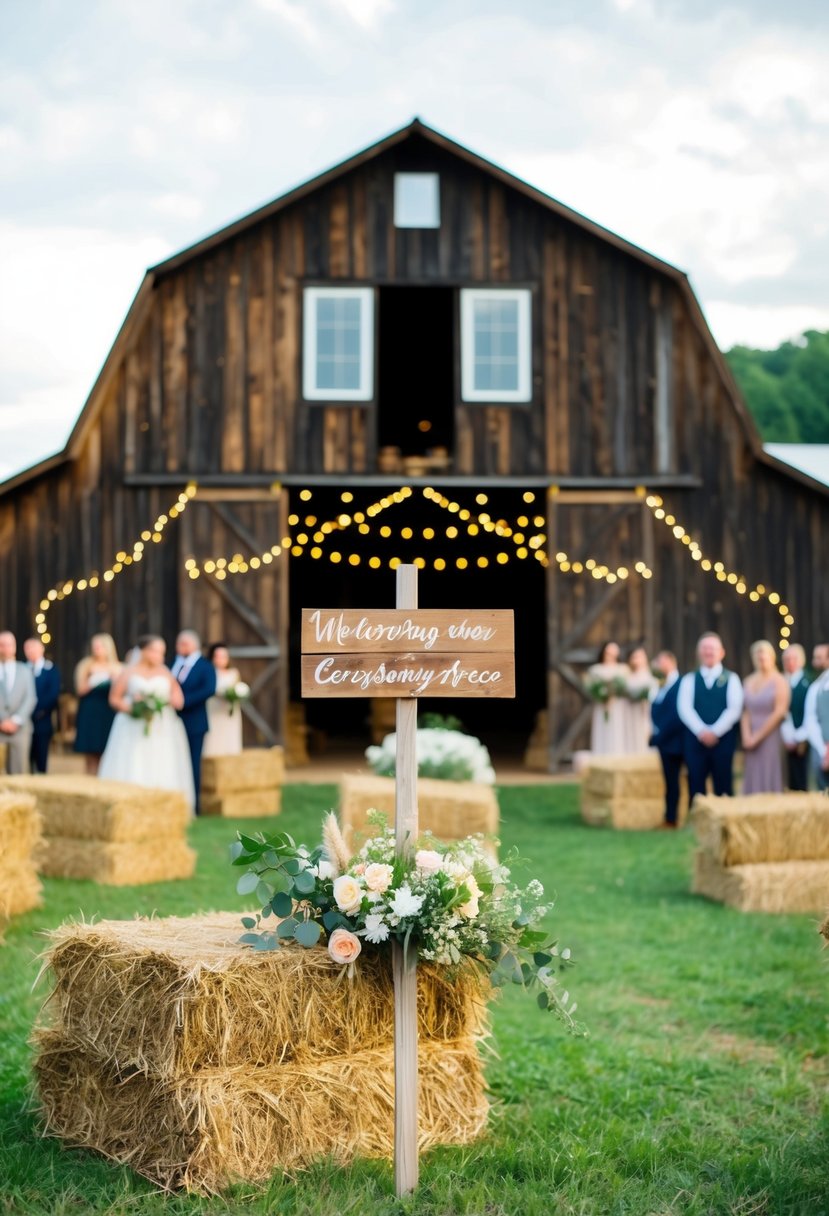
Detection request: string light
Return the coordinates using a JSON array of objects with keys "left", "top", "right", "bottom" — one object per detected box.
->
[
  {"left": 34, "top": 483, "right": 198, "bottom": 643},
  {"left": 643, "top": 493, "right": 794, "bottom": 648}
]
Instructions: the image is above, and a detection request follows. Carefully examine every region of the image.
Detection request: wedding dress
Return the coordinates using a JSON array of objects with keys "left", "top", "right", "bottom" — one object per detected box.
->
[
  {"left": 203, "top": 668, "right": 244, "bottom": 758},
  {"left": 98, "top": 673, "right": 195, "bottom": 809}
]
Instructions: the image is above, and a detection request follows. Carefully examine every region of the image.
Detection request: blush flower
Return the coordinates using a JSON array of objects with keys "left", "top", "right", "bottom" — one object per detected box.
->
[
  {"left": 327, "top": 928, "right": 362, "bottom": 965},
  {"left": 364, "top": 862, "right": 394, "bottom": 893},
  {"left": 333, "top": 874, "right": 363, "bottom": 915},
  {"left": 415, "top": 849, "right": 443, "bottom": 874}
]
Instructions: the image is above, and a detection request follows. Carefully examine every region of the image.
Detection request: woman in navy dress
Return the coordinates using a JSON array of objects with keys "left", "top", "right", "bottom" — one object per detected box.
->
[{"left": 73, "top": 633, "right": 122, "bottom": 774}]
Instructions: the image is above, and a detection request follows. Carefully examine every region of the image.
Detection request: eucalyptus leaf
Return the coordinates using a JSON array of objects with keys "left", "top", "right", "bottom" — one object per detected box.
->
[
  {"left": 323, "top": 910, "right": 348, "bottom": 932},
  {"left": 277, "top": 917, "right": 299, "bottom": 939},
  {"left": 238, "top": 932, "right": 263, "bottom": 945},
  {"left": 252, "top": 935, "right": 279, "bottom": 951},
  {"left": 236, "top": 871, "right": 260, "bottom": 896},
  {"left": 262, "top": 850, "right": 281, "bottom": 868},
  {"left": 272, "top": 891, "right": 294, "bottom": 918},
  {"left": 534, "top": 952, "right": 553, "bottom": 968},
  {"left": 229, "top": 841, "right": 245, "bottom": 862},
  {"left": 292, "top": 869, "right": 316, "bottom": 895},
  {"left": 537, "top": 992, "right": 549, "bottom": 1010},
  {"left": 284, "top": 857, "right": 302, "bottom": 876},
  {"left": 256, "top": 880, "right": 274, "bottom": 906},
  {"left": 241, "top": 916, "right": 257, "bottom": 930},
  {"left": 293, "top": 920, "right": 322, "bottom": 947}
]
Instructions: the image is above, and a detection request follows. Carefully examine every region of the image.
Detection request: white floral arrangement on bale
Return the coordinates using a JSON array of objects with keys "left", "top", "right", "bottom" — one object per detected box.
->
[
  {"left": 366, "top": 714, "right": 496, "bottom": 784},
  {"left": 231, "top": 812, "right": 582, "bottom": 1030}
]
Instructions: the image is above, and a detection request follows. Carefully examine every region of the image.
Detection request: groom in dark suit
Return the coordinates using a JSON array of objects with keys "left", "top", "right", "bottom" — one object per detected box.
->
[
  {"left": 171, "top": 630, "right": 216, "bottom": 813},
  {"left": 23, "top": 636, "right": 61, "bottom": 773},
  {"left": 650, "top": 650, "right": 684, "bottom": 829}
]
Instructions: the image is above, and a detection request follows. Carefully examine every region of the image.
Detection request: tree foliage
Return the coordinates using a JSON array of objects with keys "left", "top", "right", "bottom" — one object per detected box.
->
[{"left": 725, "top": 329, "right": 829, "bottom": 442}]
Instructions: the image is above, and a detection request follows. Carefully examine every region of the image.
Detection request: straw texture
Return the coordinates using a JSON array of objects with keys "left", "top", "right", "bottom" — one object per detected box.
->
[
  {"left": 580, "top": 754, "right": 688, "bottom": 830},
  {"left": 34, "top": 912, "right": 490, "bottom": 1192},
  {"left": 692, "top": 850, "right": 829, "bottom": 913},
  {"left": 201, "top": 749, "right": 285, "bottom": 795},
  {"left": 200, "top": 790, "right": 282, "bottom": 819},
  {"left": 340, "top": 775, "right": 498, "bottom": 841},
  {"left": 0, "top": 792, "right": 43, "bottom": 927},
  {"left": 0, "top": 775, "right": 189, "bottom": 841},
  {"left": 39, "top": 838, "right": 196, "bottom": 885},
  {"left": 691, "top": 793, "right": 829, "bottom": 866}
]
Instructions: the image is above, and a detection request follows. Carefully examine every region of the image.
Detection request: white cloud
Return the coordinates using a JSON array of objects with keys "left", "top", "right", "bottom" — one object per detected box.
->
[{"left": 704, "top": 301, "right": 829, "bottom": 352}]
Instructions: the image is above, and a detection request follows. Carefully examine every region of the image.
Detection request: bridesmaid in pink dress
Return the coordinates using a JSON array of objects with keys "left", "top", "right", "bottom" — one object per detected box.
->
[{"left": 741, "top": 640, "right": 790, "bottom": 794}]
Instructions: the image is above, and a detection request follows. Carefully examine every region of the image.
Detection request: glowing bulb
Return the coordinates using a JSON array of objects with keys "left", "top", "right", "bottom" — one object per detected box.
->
[
  {"left": 330, "top": 552, "right": 342, "bottom": 563},
  {"left": 340, "top": 491, "right": 353, "bottom": 503},
  {"left": 523, "top": 492, "right": 535, "bottom": 503},
  {"left": 288, "top": 514, "right": 299, "bottom": 525},
  {"left": 389, "top": 557, "right": 401, "bottom": 570},
  {"left": 349, "top": 554, "right": 360, "bottom": 566},
  {"left": 380, "top": 526, "right": 391, "bottom": 538},
  {"left": 369, "top": 556, "right": 381, "bottom": 569},
  {"left": 401, "top": 527, "right": 413, "bottom": 539},
  {"left": 477, "top": 556, "right": 489, "bottom": 568},
  {"left": 456, "top": 557, "right": 468, "bottom": 570},
  {"left": 434, "top": 557, "right": 446, "bottom": 571},
  {"left": 475, "top": 493, "right": 488, "bottom": 505},
  {"left": 497, "top": 553, "right": 508, "bottom": 565},
  {"left": 446, "top": 526, "right": 458, "bottom": 539},
  {"left": 414, "top": 557, "right": 426, "bottom": 569},
  {"left": 300, "top": 489, "right": 312, "bottom": 501}
]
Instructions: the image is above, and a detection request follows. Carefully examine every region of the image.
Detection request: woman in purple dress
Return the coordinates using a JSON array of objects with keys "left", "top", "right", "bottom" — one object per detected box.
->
[{"left": 741, "top": 640, "right": 790, "bottom": 794}]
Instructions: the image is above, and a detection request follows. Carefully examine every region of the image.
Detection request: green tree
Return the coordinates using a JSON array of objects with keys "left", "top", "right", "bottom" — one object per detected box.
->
[{"left": 724, "top": 329, "right": 829, "bottom": 442}]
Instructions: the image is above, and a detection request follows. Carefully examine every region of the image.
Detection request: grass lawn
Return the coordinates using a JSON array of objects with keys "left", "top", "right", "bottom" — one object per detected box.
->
[{"left": 1, "top": 783, "right": 828, "bottom": 1216}]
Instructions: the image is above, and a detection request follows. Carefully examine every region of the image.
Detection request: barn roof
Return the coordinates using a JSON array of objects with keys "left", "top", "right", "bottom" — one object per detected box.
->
[{"left": 1, "top": 117, "right": 825, "bottom": 497}]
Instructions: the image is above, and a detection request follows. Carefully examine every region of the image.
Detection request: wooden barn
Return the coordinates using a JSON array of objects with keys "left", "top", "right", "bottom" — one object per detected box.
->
[{"left": 0, "top": 119, "right": 826, "bottom": 767}]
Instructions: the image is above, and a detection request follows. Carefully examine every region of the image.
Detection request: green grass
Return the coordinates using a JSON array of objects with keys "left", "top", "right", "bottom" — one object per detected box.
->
[{"left": 2, "top": 783, "right": 829, "bottom": 1215}]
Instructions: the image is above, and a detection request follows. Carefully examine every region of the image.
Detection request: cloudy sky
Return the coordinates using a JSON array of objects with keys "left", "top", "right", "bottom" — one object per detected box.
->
[{"left": 2, "top": 0, "right": 828, "bottom": 479}]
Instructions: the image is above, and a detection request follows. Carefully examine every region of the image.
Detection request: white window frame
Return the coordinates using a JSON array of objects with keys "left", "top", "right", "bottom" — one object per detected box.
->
[
  {"left": 302, "top": 286, "right": 374, "bottom": 402},
  {"left": 460, "top": 288, "right": 532, "bottom": 403},
  {"left": 394, "top": 172, "right": 441, "bottom": 229}
]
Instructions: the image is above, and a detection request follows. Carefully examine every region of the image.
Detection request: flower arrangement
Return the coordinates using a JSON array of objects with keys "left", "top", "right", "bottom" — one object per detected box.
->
[
  {"left": 366, "top": 717, "right": 495, "bottom": 784},
  {"left": 224, "top": 681, "right": 250, "bottom": 715},
  {"left": 625, "top": 684, "right": 653, "bottom": 703},
  {"left": 230, "top": 812, "right": 581, "bottom": 1030},
  {"left": 584, "top": 676, "right": 627, "bottom": 720},
  {"left": 129, "top": 690, "right": 168, "bottom": 736}
]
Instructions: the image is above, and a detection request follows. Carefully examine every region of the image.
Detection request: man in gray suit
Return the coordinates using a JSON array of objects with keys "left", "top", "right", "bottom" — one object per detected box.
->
[{"left": 0, "top": 631, "right": 37, "bottom": 774}]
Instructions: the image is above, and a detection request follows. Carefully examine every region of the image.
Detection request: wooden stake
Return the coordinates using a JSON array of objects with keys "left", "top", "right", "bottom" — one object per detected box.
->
[{"left": 393, "top": 563, "right": 419, "bottom": 1197}]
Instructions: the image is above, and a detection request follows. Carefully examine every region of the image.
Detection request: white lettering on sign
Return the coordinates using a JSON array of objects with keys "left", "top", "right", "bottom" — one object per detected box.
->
[
  {"left": 302, "top": 609, "right": 512, "bottom": 655},
  {"left": 314, "top": 656, "right": 438, "bottom": 696},
  {"left": 301, "top": 651, "right": 515, "bottom": 698},
  {"left": 447, "top": 620, "right": 495, "bottom": 642},
  {"left": 308, "top": 609, "right": 442, "bottom": 651}
]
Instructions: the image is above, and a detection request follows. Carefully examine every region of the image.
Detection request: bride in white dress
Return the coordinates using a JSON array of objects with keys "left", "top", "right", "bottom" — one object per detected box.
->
[{"left": 99, "top": 635, "right": 195, "bottom": 810}]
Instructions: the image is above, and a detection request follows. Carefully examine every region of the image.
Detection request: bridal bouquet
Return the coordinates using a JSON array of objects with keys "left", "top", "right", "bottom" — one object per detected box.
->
[
  {"left": 231, "top": 813, "right": 581, "bottom": 1030},
  {"left": 129, "top": 691, "right": 168, "bottom": 736},
  {"left": 366, "top": 716, "right": 495, "bottom": 783},
  {"left": 584, "top": 675, "right": 627, "bottom": 721},
  {"left": 224, "top": 680, "right": 250, "bottom": 715}
]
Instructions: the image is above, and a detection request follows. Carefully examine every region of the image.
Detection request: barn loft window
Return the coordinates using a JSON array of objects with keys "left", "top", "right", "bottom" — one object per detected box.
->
[
  {"left": 302, "top": 287, "right": 374, "bottom": 401},
  {"left": 393, "top": 173, "right": 440, "bottom": 228},
  {"left": 460, "top": 288, "right": 532, "bottom": 403}
]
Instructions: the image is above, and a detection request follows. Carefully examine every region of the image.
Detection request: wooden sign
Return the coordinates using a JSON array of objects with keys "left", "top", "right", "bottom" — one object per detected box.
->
[
  {"left": 300, "top": 573, "right": 515, "bottom": 1197},
  {"left": 301, "top": 608, "right": 515, "bottom": 699}
]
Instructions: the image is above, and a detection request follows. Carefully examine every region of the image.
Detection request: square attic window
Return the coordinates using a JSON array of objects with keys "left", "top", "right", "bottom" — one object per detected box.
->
[{"left": 394, "top": 173, "right": 440, "bottom": 228}]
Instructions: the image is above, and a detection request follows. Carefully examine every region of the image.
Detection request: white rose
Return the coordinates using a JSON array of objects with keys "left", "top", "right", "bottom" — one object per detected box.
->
[
  {"left": 415, "top": 849, "right": 442, "bottom": 874},
  {"left": 364, "top": 862, "right": 394, "bottom": 893},
  {"left": 327, "top": 928, "right": 362, "bottom": 965},
  {"left": 457, "top": 874, "right": 481, "bottom": 919},
  {"left": 234, "top": 681, "right": 250, "bottom": 697},
  {"left": 311, "top": 859, "right": 335, "bottom": 881},
  {"left": 333, "top": 874, "right": 363, "bottom": 915}
]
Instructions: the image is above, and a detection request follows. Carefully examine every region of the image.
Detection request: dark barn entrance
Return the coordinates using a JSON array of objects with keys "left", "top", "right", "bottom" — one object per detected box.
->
[
  {"left": 287, "top": 485, "right": 546, "bottom": 759},
  {"left": 377, "top": 287, "right": 455, "bottom": 457}
]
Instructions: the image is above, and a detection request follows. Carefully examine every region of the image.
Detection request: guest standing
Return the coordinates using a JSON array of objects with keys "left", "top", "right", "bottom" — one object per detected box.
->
[
  {"left": 780, "top": 644, "right": 812, "bottom": 791},
  {"left": 650, "top": 650, "right": 684, "bottom": 829},
  {"left": 171, "top": 630, "right": 217, "bottom": 813},
  {"left": 0, "top": 631, "right": 37, "bottom": 774},
  {"left": 740, "top": 640, "right": 789, "bottom": 795},
  {"left": 203, "top": 643, "right": 244, "bottom": 758},
  {"left": 678, "top": 632, "right": 743, "bottom": 800},
  {"left": 74, "top": 634, "right": 121, "bottom": 774},
  {"left": 100, "top": 635, "right": 194, "bottom": 806},
  {"left": 23, "top": 637, "right": 60, "bottom": 773},
  {"left": 803, "top": 642, "right": 829, "bottom": 792},
  {"left": 586, "top": 641, "right": 629, "bottom": 755},
  {"left": 623, "top": 645, "right": 658, "bottom": 753}
]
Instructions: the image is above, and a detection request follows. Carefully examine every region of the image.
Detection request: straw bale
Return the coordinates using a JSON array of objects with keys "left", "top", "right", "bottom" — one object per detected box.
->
[
  {"left": 0, "top": 775, "right": 189, "bottom": 842},
  {"left": 691, "top": 792, "right": 829, "bottom": 866},
  {"left": 285, "top": 703, "right": 309, "bottom": 767},
  {"left": 340, "top": 775, "right": 498, "bottom": 842},
  {"left": 692, "top": 850, "right": 829, "bottom": 913},
  {"left": 200, "top": 789, "right": 282, "bottom": 819},
  {"left": 40, "top": 913, "right": 489, "bottom": 1077},
  {"left": 582, "top": 752, "right": 666, "bottom": 799},
  {"left": 201, "top": 749, "right": 285, "bottom": 795},
  {"left": 34, "top": 1029, "right": 488, "bottom": 1193},
  {"left": 39, "top": 837, "right": 196, "bottom": 886},
  {"left": 580, "top": 792, "right": 688, "bottom": 830},
  {"left": 0, "top": 793, "right": 43, "bottom": 924}
]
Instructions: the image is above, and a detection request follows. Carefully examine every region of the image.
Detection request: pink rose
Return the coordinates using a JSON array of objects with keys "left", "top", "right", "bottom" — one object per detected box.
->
[{"left": 327, "top": 927, "right": 362, "bottom": 965}]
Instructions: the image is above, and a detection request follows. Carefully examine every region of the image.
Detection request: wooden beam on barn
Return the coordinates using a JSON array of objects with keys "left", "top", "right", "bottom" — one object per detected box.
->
[{"left": 124, "top": 473, "right": 703, "bottom": 490}]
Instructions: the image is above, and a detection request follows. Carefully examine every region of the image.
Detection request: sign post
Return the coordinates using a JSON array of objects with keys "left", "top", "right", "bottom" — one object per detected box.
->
[{"left": 301, "top": 568, "right": 514, "bottom": 1196}]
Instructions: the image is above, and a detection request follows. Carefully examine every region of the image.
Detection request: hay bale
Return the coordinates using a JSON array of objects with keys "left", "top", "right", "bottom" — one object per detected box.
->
[
  {"left": 285, "top": 703, "right": 309, "bottom": 768},
  {"left": 200, "top": 789, "right": 282, "bottom": 819},
  {"left": 691, "top": 793, "right": 829, "bottom": 866},
  {"left": 34, "top": 912, "right": 490, "bottom": 1191},
  {"left": 340, "top": 774, "right": 498, "bottom": 842},
  {"left": 39, "top": 914, "right": 488, "bottom": 1076},
  {"left": 580, "top": 753, "right": 688, "bottom": 829},
  {"left": 0, "top": 775, "right": 189, "bottom": 842},
  {"left": 0, "top": 793, "right": 43, "bottom": 925},
  {"left": 523, "top": 710, "right": 549, "bottom": 772},
  {"left": 692, "top": 851, "right": 829, "bottom": 914},
  {"left": 39, "top": 838, "right": 196, "bottom": 886},
  {"left": 201, "top": 749, "right": 285, "bottom": 796},
  {"left": 0, "top": 741, "right": 6, "bottom": 770},
  {"left": 34, "top": 1030, "right": 487, "bottom": 1193}
]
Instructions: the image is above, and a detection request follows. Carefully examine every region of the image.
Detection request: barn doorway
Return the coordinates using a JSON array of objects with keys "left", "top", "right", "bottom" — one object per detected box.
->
[
  {"left": 287, "top": 485, "right": 546, "bottom": 764},
  {"left": 377, "top": 287, "right": 454, "bottom": 462}
]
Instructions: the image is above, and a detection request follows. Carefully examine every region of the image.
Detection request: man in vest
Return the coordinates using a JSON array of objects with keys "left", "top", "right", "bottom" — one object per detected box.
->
[
  {"left": 677, "top": 632, "right": 743, "bottom": 800},
  {"left": 780, "top": 644, "right": 811, "bottom": 791},
  {"left": 802, "top": 642, "right": 829, "bottom": 792},
  {"left": 649, "top": 649, "right": 684, "bottom": 828}
]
